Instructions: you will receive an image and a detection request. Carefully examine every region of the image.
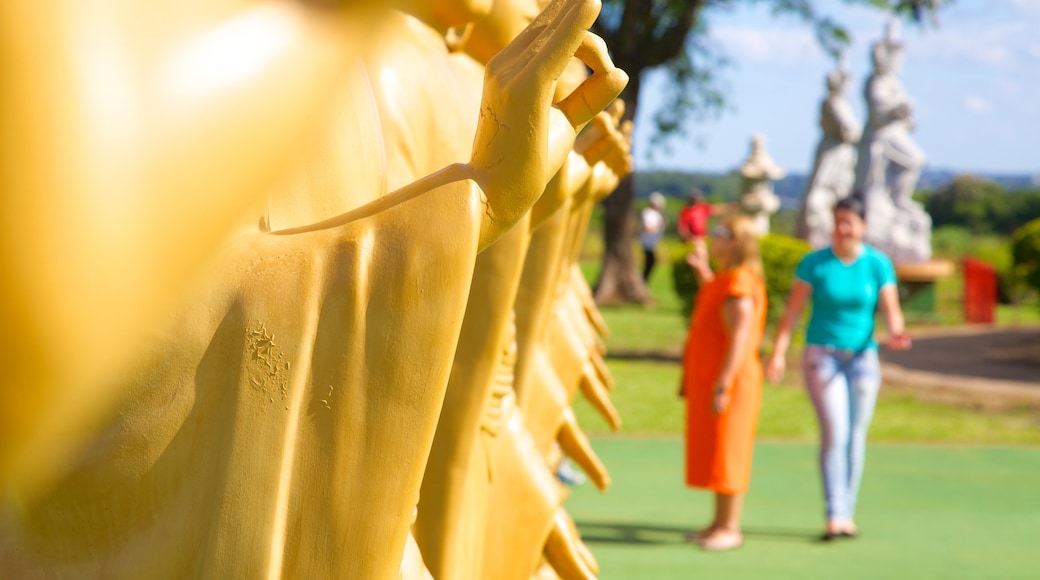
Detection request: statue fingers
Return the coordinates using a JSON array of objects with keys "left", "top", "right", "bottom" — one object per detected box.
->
[
  {"left": 585, "top": 305, "right": 610, "bottom": 339},
  {"left": 605, "top": 144, "right": 631, "bottom": 177},
  {"left": 576, "top": 110, "right": 623, "bottom": 162},
  {"left": 560, "top": 510, "right": 601, "bottom": 574},
  {"left": 577, "top": 132, "right": 613, "bottom": 164},
  {"left": 525, "top": 0, "right": 603, "bottom": 88},
  {"left": 593, "top": 164, "right": 621, "bottom": 197},
  {"left": 579, "top": 367, "right": 620, "bottom": 431},
  {"left": 558, "top": 408, "right": 611, "bottom": 491},
  {"left": 554, "top": 32, "right": 628, "bottom": 129},
  {"left": 590, "top": 353, "right": 613, "bottom": 391},
  {"left": 544, "top": 509, "right": 598, "bottom": 580},
  {"left": 619, "top": 119, "right": 633, "bottom": 140},
  {"left": 488, "top": 0, "right": 569, "bottom": 65}
]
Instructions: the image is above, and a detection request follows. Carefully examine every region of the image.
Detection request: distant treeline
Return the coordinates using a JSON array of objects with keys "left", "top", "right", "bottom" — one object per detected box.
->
[
  {"left": 918, "top": 175, "right": 1040, "bottom": 237},
  {"left": 631, "top": 171, "right": 806, "bottom": 208},
  {"left": 632, "top": 171, "right": 744, "bottom": 203},
  {"left": 630, "top": 171, "right": 1040, "bottom": 237}
]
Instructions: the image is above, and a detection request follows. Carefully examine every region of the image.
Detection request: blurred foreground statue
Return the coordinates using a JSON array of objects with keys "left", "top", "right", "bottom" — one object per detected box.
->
[
  {"left": 854, "top": 21, "right": 931, "bottom": 262},
  {"left": 514, "top": 107, "right": 630, "bottom": 485},
  {"left": 365, "top": 0, "right": 625, "bottom": 578},
  {"left": 0, "top": 0, "right": 371, "bottom": 493},
  {"left": 0, "top": 0, "right": 626, "bottom": 577},
  {"left": 797, "top": 57, "right": 862, "bottom": 248}
]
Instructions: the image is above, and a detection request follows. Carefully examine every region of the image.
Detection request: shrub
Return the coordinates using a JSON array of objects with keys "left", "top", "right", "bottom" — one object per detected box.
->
[
  {"left": 1011, "top": 217, "right": 1040, "bottom": 303},
  {"left": 760, "top": 235, "right": 812, "bottom": 325},
  {"left": 971, "top": 238, "right": 1027, "bottom": 304},
  {"left": 931, "top": 226, "right": 975, "bottom": 259},
  {"left": 671, "top": 234, "right": 811, "bottom": 326},
  {"left": 670, "top": 244, "right": 700, "bottom": 319}
]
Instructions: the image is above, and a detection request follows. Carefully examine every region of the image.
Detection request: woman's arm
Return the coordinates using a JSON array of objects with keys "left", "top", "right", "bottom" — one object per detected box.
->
[
  {"left": 714, "top": 295, "right": 756, "bottom": 414},
  {"left": 878, "top": 284, "right": 911, "bottom": 350},
  {"left": 764, "top": 279, "right": 812, "bottom": 383},
  {"left": 686, "top": 252, "right": 715, "bottom": 285}
]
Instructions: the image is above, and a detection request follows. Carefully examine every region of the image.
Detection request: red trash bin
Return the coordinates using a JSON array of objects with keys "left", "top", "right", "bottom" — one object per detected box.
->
[{"left": 963, "top": 257, "right": 997, "bottom": 324}]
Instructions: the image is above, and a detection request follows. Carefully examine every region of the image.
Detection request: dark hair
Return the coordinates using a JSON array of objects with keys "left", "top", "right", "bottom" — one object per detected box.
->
[
  {"left": 688, "top": 188, "right": 705, "bottom": 205},
  {"left": 834, "top": 191, "right": 866, "bottom": 221}
]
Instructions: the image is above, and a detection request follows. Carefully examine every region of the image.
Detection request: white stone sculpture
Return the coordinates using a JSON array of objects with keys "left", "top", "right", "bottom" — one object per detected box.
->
[
  {"left": 854, "top": 20, "right": 931, "bottom": 262},
  {"left": 797, "top": 57, "right": 862, "bottom": 249},
  {"left": 739, "top": 134, "right": 785, "bottom": 235}
]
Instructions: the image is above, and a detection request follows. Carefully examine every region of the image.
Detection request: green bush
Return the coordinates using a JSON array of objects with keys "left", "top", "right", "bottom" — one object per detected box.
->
[
  {"left": 670, "top": 234, "right": 811, "bottom": 326},
  {"left": 670, "top": 244, "right": 700, "bottom": 319},
  {"left": 931, "top": 226, "right": 975, "bottom": 259},
  {"left": 760, "top": 235, "right": 812, "bottom": 324},
  {"left": 930, "top": 225, "right": 1031, "bottom": 304},
  {"left": 971, "top": 237, "right": 1027, "bottom": 304},
  {"left": 1011, "top": 217, "right": 1040, "bottom": 304}
]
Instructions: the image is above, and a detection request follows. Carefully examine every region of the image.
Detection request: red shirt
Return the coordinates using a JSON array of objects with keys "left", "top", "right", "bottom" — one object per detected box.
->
[{"left": 678, "top": 204, "right": 711, "bottom": 239}]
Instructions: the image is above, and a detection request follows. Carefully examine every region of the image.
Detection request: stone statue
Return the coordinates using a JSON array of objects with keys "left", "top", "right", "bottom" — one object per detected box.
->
[
  {"left": 854, "top": 20, "right": 931, "bottom": 262},
  {"left": 738, "top": 134, "right": 785, "bottom": 235},
  {"left": 797, "top": 57, "right": 862, "bottom": 249},
  {"left": 0, "top": 1, "right": 627, "bottom": 578}
]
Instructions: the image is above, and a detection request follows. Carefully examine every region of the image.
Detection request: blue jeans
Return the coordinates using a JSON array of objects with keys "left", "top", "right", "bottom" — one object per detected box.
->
[{"left": 802, "top": 345, "right": 882, "bottom": 520}]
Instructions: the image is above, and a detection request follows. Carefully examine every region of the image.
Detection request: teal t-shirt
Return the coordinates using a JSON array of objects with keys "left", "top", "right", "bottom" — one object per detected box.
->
[{"left": 795, "top": 245, "right": 897, "bottom": 351}]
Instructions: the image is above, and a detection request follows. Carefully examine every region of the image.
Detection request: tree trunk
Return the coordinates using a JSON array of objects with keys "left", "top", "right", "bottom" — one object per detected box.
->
[{"left": 593, "top": 78, "right": 650, "bottom": 305}]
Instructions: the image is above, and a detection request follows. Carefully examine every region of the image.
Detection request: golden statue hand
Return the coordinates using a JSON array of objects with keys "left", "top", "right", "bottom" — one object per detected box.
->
[
  {"left": 573, "top": 112, "right": 615, "bottom": 164},
  {"left": 468, "top": 0, "right": 627, "bottom": 244}
]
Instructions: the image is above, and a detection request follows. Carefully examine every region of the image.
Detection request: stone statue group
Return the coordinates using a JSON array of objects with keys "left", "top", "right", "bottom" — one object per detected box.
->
[
  {"left": 0, "top": 1, "right": 632, "bottom": 578},
  {"left": 797, "top": 22, "right": 932, "bottom": 263}
]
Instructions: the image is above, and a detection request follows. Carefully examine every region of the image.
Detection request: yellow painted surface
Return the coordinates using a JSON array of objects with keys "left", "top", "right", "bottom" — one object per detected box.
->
[{"left": 0, "top": 0, "right": 627, "bottom": 577}]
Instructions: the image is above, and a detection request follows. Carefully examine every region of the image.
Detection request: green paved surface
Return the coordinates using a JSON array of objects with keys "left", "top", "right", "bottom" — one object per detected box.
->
[{"left": 568, "top": 439, "right": 1040, "bottom": 579}]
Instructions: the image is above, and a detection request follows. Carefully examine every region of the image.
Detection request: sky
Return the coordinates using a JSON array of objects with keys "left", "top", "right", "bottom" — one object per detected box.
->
[{"left": 632, "top": 0, "right": 1040, "bottom": 176}]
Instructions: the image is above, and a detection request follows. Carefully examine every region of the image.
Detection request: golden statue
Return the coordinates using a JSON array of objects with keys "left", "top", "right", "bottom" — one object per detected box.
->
[
  {"left": 361, "top": 1, "right": 626, "bottom": 577},
  {"left": 513, "top": 109, "right": 630, "bottom": 470},
  {"left": 0, "top": 1, "right": 626, "bottom": 578},
  {"left": 0, "top": 0, "right": 375, "bottom": 494}
]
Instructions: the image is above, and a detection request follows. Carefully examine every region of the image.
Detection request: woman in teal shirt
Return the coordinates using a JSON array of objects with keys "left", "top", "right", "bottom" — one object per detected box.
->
[{"left": 766, "top": 195, "right": 911, "bottom": 540}]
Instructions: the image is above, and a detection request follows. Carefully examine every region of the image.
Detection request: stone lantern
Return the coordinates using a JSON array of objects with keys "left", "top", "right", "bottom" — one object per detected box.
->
[{"left": 738, "top": 134, "right": 785, "bottom": 235}]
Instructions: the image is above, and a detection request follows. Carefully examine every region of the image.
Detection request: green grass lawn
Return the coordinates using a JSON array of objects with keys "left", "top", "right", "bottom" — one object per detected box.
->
[
  {"left": 568, "top": 241, "right": 1040, "bottom": 578},
  {"left": 567, "top": 439, "right": 1040, "bottom": 579},
  {"left": 574, "top": 359, "right": 1040, "bottom": 445},
  {"left": 575, "top": 258, "right": 1040, "bottom": 445},
  {"left": 581, "top": 260, "right": 687, "bottom": 356}
]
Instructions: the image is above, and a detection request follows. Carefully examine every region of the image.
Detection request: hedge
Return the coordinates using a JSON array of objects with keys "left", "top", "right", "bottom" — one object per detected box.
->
[
  {"left": 1011, "top": 217, "right": 1040, "bottom": 302},
  {"left": 671, "top": 234, "right": 811, "bottom": 326}
]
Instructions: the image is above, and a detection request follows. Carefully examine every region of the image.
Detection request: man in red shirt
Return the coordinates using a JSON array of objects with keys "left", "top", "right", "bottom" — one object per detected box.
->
[{"left": 678, "top": 189, "right": 736, "bottom": 261}]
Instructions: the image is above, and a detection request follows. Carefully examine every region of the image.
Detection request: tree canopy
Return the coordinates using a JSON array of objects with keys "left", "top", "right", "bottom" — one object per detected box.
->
[{"left": 592, "top": 0, "right": 952, "bottom": 305}]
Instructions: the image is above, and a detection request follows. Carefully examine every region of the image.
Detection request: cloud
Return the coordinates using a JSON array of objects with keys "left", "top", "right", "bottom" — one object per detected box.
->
[
  {"left": 711, "top": 25, "right": 824, "bottom": 67},
  {"left": 909, "top": 22, "right": 1030, "bottom": 68},
  {"left": 963, "top": 94, "right": 992, "bottom": 115},
  {"left": 904, "top": 0, "right": 1040, "bottom": 70},
  {"left": 1000, "top": 0, "right": 1040, "bottom": 19}
]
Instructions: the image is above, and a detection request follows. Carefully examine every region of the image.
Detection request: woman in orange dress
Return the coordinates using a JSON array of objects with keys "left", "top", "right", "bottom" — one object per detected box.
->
[{"left": 681, "top": 214, "right": 767, "bottom": 551}]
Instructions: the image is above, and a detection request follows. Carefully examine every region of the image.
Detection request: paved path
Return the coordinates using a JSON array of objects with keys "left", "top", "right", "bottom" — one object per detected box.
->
[{"left": 880, "top": 325, "right": 1040, "bottom": 404}]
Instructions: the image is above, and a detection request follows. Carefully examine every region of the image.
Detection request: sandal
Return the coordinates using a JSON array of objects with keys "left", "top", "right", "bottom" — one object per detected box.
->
[
  {"left": 699, "top": 531, "right": 744, "bottom": 552},
  {"left": 820, "top": 529, "right": 858, "bottom": 542}
]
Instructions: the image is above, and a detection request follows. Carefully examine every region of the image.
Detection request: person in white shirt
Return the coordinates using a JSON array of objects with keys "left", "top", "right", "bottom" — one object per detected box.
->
[{"left": 640, "top": 192, "right": 667, "bottom": 281}]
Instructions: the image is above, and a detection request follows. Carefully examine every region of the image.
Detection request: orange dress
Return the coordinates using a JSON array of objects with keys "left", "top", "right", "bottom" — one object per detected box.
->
[{"left": 683, "top": 266, "right": 766, "bottom": 494}]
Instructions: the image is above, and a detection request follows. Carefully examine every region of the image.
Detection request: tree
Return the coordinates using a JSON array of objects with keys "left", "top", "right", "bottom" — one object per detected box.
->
[
  {"left": 591, "top": 0, "right": 950, "bottom": 304},
  {"left": 925, "top": 174, "right": 1005, "bottom": 234},
  {"left": 923, "top": 175, "right": 1040, "bottom": 236}
]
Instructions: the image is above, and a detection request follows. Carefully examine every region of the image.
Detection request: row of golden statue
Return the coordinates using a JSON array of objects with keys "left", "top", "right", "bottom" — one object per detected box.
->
[{"left": 0, "top": 0, "right": 633, "bottom": 578}]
